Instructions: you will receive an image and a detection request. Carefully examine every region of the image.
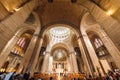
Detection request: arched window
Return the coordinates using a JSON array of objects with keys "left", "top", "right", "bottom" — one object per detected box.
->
[
  {"left": 5, "top": 32, "right": 32, "bottom": 72},
  {"left": 10, "top": 33, "right": 32, "bottom": 57},
  {"left": 88, "top": 33, "right": 108, "bottom": 57},
  {"left": 88, "top": 32, "right": 119, "bottom": 72},
  {"left": 94, "top": 38, "right": 103, "bottom": 49}
]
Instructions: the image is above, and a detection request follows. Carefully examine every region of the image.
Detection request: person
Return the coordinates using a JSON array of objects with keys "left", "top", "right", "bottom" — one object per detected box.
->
[
  {"left": 115, "top": 71, "right": 119, "bottom": 80},
  {"left": 50, "top": 76, "right": 53, "bottom": 80},
  {"left": 4, "top": 72, "right": 14, "bottom": 80},
  {"left": 23, "top": 72, "right": 30, "bottom": 80},
  {"left": 72, "top": 78, "right": 76, "bottom": 80},
  {"left": 29, "top": 77, "right": 34, "bottom": 80},
  {"left": 88, "top": 74, "right": 92, "bottom": 80},
  {"left": 0, "top": 72, "right": 6, "bottom": 80}
]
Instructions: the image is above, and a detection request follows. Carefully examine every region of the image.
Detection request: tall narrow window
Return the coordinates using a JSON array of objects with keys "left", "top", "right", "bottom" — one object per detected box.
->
[
  {"left": 10, "top": 33, "right": 32, "bottom": 57},
  {"left": 3, "top": 32, "right": 33, "bottom": 72},
  {"left": 88, "top": 33, "right": 108, "bottom": 57},
  {"left": 88, "top": 32, "right": 118, "bottom": 72}
]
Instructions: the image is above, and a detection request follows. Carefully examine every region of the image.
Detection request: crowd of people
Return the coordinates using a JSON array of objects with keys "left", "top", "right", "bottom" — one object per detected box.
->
[
  {"left": 104, "top": 70, "right": 120, "bottom": 80},
  {"left": 86, "top": 70, "right": 120, "bottom": 80},
  {"left": 0, "top": 69, "right": 120, "bottom": 80},
  {"left": 0, "top": 72, "right": 30, "bottom": 80}
]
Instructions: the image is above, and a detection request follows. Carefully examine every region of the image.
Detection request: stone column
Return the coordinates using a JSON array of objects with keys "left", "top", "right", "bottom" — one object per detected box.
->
[
  {"left": 69, "top": 53, "right": 74, "bottom": 72},
  {"left": 35, "top": 56, "right": 42, "bottom": 72},
  {"left": 17, "top": 34, "right": 39, "bottom": 73},
  {"left": 66, "top": 58, "right": 72, "bottom": 72},
  {"left": 99, "top": 29, "right": 120, "bottom": 69},
  {"left": 41, "top": 52, "right": 50, "bottom": 73},
  {"left": 70, "top": 52, "right": 79, "bottom": 73},
  {"left": 82, "top": 33, "right": 104, "bottom": 76},
  {"left": 48, "top": 56, "right": 53, "bottom": 72},
  {"left": 0, "top": 35, "right": 19, "bottom": 68},
  {"left": 78, "top": 38, "right": 93, "bottom": 76},
  {"left": 29, "top": 38, "right": 43, "bottom": 76}
]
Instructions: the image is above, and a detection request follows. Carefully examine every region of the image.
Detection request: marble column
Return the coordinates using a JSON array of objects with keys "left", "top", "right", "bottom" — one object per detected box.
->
[
  {"left": 99, "top": 29, "right": 120, "bottom": 69},
  {"left": 66, "top": 58, "right": 72, "bottom": 72},
  {"left": 69, "top": 53, "right": 74, "bottom": 72},
  {"left": 0, "top": 35, "right": 19, "bottom": 68},
  {"left": 82, "top": 33, "right": 104, "bottom": 76},
  {"left": 35, "top": 56, "right": 42, "bottom": 72},
  {"left": 29, "top": 38, "right": 43, "bottom": 76},
  {"left": 48, "top": 56, "right": 53, "bottom": 72},
  {"left": 41, "top": 52, "right": 50, "bottom": 73},
  {"left": 78, "top": 38, "right": 93, "bottom": 76},
  {"left": 70, "top": 52, "right": 79, "bottom": 73}
]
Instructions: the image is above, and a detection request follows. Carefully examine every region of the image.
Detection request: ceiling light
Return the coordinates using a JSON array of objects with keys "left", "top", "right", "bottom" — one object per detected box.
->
[{"left": 107, "top": 10, "right": 113, "bottom": 16}]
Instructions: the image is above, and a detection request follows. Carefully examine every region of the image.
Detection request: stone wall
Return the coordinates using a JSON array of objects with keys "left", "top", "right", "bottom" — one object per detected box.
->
[{"left": 0, "top": 0, "right": 39, "bottom": 53}]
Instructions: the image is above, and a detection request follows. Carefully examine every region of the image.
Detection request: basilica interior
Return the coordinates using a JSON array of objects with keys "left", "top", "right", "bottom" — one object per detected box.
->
[{"left": 0, "top": 0, "right": 120, "bottom": 80}]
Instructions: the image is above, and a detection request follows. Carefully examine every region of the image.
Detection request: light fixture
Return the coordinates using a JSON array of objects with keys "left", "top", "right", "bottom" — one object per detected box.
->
[
  {"left": 14, "top": 7, "right": 21, "bottom": 11},
  {"left": 107, "top": 10, "right": 113, "bottom": 16}
]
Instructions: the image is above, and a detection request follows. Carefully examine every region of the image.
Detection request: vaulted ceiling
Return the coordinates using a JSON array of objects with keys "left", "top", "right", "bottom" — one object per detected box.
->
[
  {"left": 36, "top": 0, "right": 120, "bottom": 26},
  {"left": 35, "top": 0, "right": 120, "bottom": 51},
  {"left": 36, "top": 0, "right": 87, "bottom": 28},
  {"left": 0, "top": 0, "right": 120, "bottom": 51}
]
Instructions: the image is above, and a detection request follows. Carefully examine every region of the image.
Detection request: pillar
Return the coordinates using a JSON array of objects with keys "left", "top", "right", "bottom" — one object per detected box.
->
[
  {"left": 66, "top": 58, "right": 72, "bottom": 72},
  {"left": 70, "top": 52, "right": 79, "bottom": 73},
  {"left": 69, "top": 53, "right": 74, "bottom": 72},
  {"left": 35, "top": 56, "right": 43, "bottom": 72},
  {"left": 82, "top": 33, "right": 104, "bottom": 76},
  {"left": 78, "top": 38, "right": 93, "bottom": 76},
  {"left": 41, "top": 52, "right": 50, "bottom": 73},
  {"left": 0, "top": 35, "right": 19, "bottom": 68},
  {"left": 48, "top": 56, "right": 53, "bottom": 72},
  {"left": 29, "top": 38, "right": 43, "bottom": 76},
  {"left": 17, "top": 34, "right": 39, "bottom": 73},
  {"left": 99, "top": 29, "right": 120, "bottom": 69}
]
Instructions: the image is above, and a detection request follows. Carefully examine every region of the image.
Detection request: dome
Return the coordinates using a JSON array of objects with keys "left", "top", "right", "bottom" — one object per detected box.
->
[{"left": 49, "top": 26, "right": 71, "bottom": 41}]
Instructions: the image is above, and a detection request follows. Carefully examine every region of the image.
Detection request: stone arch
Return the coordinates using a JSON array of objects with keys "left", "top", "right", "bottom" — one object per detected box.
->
[
  {"left": 39, "top": 23, "right": 81, "bottom": 53},
  {"left": 0, "top": 12, "right": 41, "bottom": 68},
  {"left": 41, "top": 23, "right": 80, "bottom": 38},
  {"left": 80, "top": 12, "right": 105, "bottom": 76},
  {"left": 80, "top": 12, "right": 120, "bottom": 76},
  {"left": 51, "top": 43, "right": 69, "bottom": 56},
  {"left": 86, "top": 26, "right": 120, "bottom": 69}
]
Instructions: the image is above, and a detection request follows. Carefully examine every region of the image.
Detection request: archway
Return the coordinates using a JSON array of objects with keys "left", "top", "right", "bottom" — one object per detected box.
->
[
  {"left": 51, "top": 47, "right": 68, "bottom": 74},
  {"left": 35, "top": 24, "right": 84, "bottom": 74},
  {"left": 80, "top": 12, "right": 120, "bottom": 76},
  {"left": 0, "top": 12, "right": 41, "bottom": 74}
]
